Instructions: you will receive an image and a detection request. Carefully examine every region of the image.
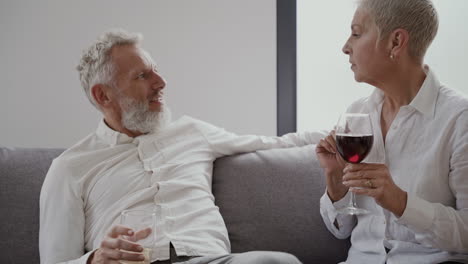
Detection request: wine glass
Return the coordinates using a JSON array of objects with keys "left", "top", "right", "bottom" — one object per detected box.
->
[
  {"left": 335, "top": 113, "right": 374, "bottom": 215},
  {"left": 120, "top": 208, "right": 157, "bottom": 264}
]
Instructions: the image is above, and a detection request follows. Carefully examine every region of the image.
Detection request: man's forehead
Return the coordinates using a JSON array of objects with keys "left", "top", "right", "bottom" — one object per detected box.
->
[
  {"left": 111, "top": 45, "right": 154, "bottom": 73},
  {"left": 140, "top": 49, "right": 155, "bottom": 65}
]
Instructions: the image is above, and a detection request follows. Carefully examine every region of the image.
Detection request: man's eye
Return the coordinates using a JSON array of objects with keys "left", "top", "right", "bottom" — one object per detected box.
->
[{"left": 137, "top": 73, "right": 146, "bottom": 79}]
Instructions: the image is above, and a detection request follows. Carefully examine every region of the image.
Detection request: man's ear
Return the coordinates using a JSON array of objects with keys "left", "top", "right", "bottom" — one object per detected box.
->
[
  {"left": 388, "top": 28, "right": 409, "bottom": 59},
  {"left": 91, "top": 84, "right": 113, "bottom": 108}
]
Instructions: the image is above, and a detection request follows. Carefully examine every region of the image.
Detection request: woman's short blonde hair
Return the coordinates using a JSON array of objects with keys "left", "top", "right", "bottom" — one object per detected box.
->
[{"left": 359, "top": 0, "right": 438, "bottom": 61}]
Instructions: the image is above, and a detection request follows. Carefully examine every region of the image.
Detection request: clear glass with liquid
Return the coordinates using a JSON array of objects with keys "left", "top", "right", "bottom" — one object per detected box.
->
[{"left": 119, "top": 208, "right": 158, "bottom": 264}]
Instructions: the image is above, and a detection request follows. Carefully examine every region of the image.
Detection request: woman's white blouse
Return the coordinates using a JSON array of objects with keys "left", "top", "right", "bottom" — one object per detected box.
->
[{"left": 320, "top": 66, "right": 468, "bottom": 263}]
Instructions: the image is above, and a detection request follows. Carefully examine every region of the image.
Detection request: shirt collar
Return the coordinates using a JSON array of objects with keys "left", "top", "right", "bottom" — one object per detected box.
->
[
  {"left": 367, "top": 65, "right": 439, "bottom": 118},
  {"left": 368, "top": 88, "right": 385, "bottom": 109},
  {"left": 96, "top": 119, "right": 135, "bottom": 146},
  {"left": 408, "top": 65, "right": 440, "bottom": 118}
]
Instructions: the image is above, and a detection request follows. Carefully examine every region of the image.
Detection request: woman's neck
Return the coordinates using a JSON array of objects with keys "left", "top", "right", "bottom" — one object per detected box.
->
[
  {"left": 378, "top": 63, "right": 426, "bottom": 142},
  {"left": 380, "top": 64, "right": 427, "bottom": 110}
]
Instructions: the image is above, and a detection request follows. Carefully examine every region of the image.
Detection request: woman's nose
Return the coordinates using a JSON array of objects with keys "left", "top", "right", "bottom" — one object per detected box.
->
[{"left": 342, "top": 40, "right": 351, "bottom": 55}]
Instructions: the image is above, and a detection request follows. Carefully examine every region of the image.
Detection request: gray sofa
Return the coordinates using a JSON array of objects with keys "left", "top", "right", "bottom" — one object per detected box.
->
[{"left": 0, "top": 145, "right": 350, "bottom": 264}]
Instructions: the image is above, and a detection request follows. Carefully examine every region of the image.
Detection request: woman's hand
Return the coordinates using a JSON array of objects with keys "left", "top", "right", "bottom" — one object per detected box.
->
[
  {"left": 342, "top": 163, "right": 408, "bottom": 217},
  {"left": 316, "top": 131, "right": 348, "bottom": 202}
]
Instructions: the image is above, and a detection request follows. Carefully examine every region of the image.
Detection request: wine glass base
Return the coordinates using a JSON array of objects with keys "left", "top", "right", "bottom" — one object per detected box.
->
[{"left": 337, "top": 206, "right": 369, "bottom": 215}]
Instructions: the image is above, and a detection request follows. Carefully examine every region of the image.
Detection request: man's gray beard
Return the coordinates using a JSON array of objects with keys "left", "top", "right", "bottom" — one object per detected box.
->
[{"left": 119, "top": 96, "right": 172, "bottom": 135}]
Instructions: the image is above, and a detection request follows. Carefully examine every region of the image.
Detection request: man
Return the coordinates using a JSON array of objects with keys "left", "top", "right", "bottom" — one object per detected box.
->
[{"left": 39, "top": 29, "right": 322, "bottom": 264}]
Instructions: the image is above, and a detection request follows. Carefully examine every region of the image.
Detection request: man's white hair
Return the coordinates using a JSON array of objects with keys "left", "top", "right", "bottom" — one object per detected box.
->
[{"left": 76, "top": 29, "right": 143, "bottom": 109}]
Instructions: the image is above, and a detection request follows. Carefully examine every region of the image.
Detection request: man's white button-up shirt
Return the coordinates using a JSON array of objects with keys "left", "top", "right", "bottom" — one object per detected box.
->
[{"left": 40, "top": 116, "right": 324, "bottom": 264}]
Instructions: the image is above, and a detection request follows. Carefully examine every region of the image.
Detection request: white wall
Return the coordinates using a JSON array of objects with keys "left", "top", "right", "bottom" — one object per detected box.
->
[
  {"left": 297, "top": 0, "right": 468, "bottom": 132},
  {"left": 0, "top": 0, "right": 277, "bottom": 148}
]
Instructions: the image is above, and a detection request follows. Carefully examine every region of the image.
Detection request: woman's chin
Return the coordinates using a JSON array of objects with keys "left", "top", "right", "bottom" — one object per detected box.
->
[
  {"left": 353, "top": 73, "right": 367, "bottom": 83},
  {"left": 353, "top": 74, "right": 362, "bottom": 82}
]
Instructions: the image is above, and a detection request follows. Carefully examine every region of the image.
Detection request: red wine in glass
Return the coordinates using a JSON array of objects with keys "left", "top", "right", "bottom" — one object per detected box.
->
[
  {"left": 336, "top": 135, "right": 373, "bottom": 163},
  {"left": 335, "top": 113, "right": 374, "bottom": 215}
]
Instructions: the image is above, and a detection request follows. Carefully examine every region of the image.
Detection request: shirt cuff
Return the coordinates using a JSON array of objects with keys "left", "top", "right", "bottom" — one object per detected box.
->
[
  {"left": 396, "top": 193, "right": 435, "bottom": 232},
  {"left": 320, "top": 190, "right": 351, "bottom": 216}
]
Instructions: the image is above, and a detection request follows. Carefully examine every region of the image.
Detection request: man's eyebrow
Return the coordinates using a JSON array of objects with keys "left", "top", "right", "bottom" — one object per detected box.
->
[
  {"left": 128, "top": 67, "right": 146, "bottom": 75},
  {"left": 126, "top": 68, "right": 138, "bottom": 76}
]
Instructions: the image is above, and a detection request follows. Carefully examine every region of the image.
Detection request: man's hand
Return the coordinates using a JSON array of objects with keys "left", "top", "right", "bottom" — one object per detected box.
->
[
  {"left": 88, "top": 225, "right": 151, "bottom": 264},
  {"left": 342, "top": 163, "right": 408, "bottom": 217},
  {"left": 315, "top": 131, "right": 348, "bottom": 202}
]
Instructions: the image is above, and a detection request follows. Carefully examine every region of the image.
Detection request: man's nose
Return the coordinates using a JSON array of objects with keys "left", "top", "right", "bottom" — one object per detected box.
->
[{"left": 151, "top": 71, "right": 166, "bottom": 90}]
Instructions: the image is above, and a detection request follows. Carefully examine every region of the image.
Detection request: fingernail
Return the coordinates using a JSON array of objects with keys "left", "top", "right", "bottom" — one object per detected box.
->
[
  {"left": 128, "top": 230, "right": 133, "bottom": 235},
  {"left": 137, "top": 246, "right": 143, "bottom": 251},
  {"left": 139, "top": 255, "right": 145, "bottom": 260}
]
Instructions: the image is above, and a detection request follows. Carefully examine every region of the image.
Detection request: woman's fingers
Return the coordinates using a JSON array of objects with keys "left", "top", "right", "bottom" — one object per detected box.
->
[
  {"left": 324, "top": 134, "right": 338, "bottom": 154},
  {"left": 342, "top": 178, "right": 382, "bottom": 189},
  {"left": 318, "top": 136, "right": 337, "bottom": 154},
  {"left": 343, "top": 162, "right": 382, "bottom": 173},
  {"left": 342, "top": 169, "right": 375, "bottom": 181}
]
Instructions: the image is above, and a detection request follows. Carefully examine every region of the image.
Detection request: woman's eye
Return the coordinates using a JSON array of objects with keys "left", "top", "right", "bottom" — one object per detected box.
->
[{"left": 352, "top": 33, "right": 360, "bottom": 37}]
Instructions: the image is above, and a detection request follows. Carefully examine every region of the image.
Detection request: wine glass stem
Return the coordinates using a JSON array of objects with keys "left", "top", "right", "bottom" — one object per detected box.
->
[{"left": 349, "top": 191, "right": 358, "bottom": 208}]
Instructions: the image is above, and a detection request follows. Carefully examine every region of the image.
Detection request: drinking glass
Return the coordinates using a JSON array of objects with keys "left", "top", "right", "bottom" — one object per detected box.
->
[
  {"left": 120, "top": 208, "right": 157, "bottom": 264},
  {"left": 335, "top": 113, "right": 374, "bottom": 215}
]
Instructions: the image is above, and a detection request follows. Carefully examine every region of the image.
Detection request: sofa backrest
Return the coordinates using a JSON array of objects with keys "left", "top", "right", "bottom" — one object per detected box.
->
[
  {"left": 0, "top": 145, "right": 350, "bottom": 264},
  {"left": 213, "top": 145, "right": 350, "bottom": 264}
]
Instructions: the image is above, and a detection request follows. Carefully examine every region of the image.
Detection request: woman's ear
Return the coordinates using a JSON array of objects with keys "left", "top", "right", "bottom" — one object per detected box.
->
[
  {"left": 91, "top": 84, "right": 112, "bottom": 108},
  {"left": 388, "top": 28, "right": 409, "bottom": 59}
]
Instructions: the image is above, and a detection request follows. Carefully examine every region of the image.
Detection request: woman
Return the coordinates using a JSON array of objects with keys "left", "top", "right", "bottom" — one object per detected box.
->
[{"left": 316, "top": 0, "right": 468, "bottom": 263}]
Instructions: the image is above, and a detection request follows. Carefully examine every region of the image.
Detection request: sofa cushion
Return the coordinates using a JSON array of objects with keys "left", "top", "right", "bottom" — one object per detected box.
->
[
  {"left": 213, "top": 145, "right": 350, "bottom": 264},
  {"left": 0, "top": 147, "right": 64, "bottom": 264}
]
